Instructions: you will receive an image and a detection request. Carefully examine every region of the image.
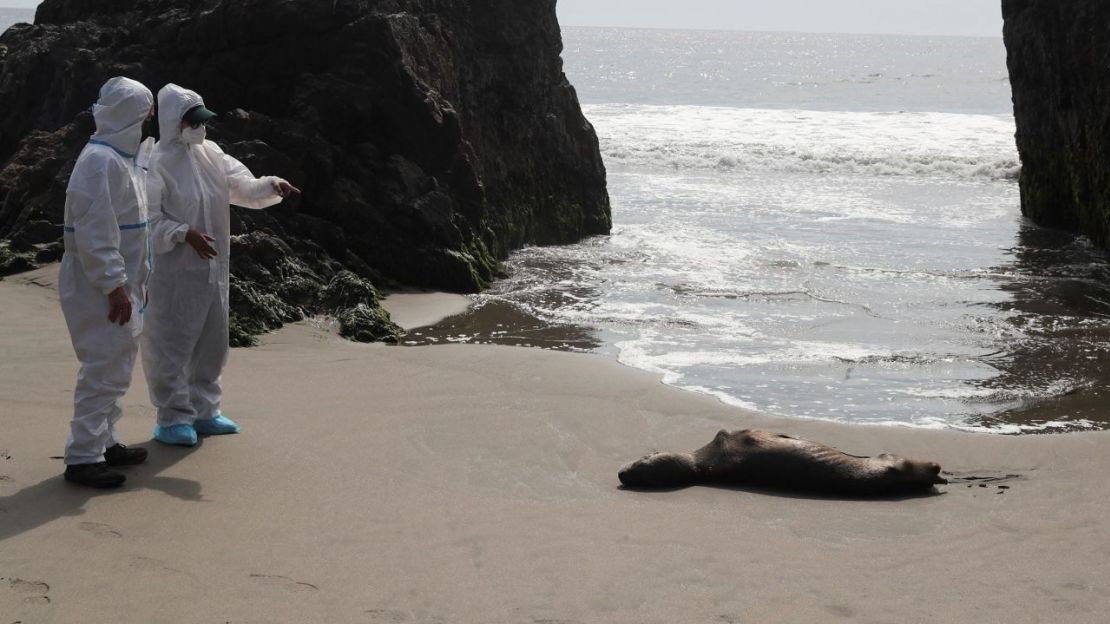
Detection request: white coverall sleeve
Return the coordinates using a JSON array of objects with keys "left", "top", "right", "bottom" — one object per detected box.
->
[
  {"left": 68, "top": 167, "right": 127, "bottom": 295},
  {"left": 146, "top": 170, "right": 190, "bottom": 254},
  {"left": 223, "top": 153, "right": 285, "bottom": 210}
]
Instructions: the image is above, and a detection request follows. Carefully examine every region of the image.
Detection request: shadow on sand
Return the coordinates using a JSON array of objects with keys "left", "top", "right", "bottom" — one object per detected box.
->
[{"left": 0, "top": 438, "right": 205, "bottom": 543}]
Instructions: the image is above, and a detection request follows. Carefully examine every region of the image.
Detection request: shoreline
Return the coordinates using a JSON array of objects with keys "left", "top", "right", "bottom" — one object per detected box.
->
[
  {"left": 3, "top": 265, "right": 1110, "bottom": 621},
  {"left": 389, "top": 288, "right": 1108, "bottom": 435}
]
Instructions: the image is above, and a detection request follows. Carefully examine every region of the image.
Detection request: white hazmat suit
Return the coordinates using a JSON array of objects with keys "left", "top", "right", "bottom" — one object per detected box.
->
[
  {"left": 142, "top": 84, "right": 287, "bottom": 432},
  {"left": 60, "top": 77, "right": 154, "bottom": 465}
]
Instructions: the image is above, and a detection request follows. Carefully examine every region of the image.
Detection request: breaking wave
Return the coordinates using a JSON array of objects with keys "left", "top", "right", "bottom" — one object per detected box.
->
[{"left": 585, "top": 104, "right": 1020, "bottom": 181}]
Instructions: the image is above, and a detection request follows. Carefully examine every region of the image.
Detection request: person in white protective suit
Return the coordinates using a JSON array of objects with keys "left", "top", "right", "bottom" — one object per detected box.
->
[
  {"left": 143, "top": 83, "right": 299, "bottom": 446},
  {"left": 60, "top": 77, "right": 156, "bottom": 488}
]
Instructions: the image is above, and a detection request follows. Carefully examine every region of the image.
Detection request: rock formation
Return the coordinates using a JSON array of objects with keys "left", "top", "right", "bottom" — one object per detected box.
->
[
  {"left": 0, "top": 0, "right": 611, "bottom": 345},
  {"left": 1003, "top": 0, "right": 1110, "bottom": 247}
]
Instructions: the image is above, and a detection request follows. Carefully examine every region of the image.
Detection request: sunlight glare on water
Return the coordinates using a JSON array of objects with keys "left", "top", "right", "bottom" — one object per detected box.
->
[{"left": 404, "top": 28, "right": 1110, "bottom": 433}]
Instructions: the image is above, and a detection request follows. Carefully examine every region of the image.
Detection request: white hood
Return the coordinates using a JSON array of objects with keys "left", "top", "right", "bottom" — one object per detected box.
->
[
  {"left": 91, "top": 76, "right": 154, "bottom": 156},
  {"left": 156, "top": 83, "right": 204, "bottom": 148}
]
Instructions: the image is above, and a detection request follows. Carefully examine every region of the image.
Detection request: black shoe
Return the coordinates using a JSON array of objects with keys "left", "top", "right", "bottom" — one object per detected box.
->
[
  {"left": 103, "top": 443, "right": 148, "bottom": 466},
  {"left": 64, "top": 463, "right": 126, "bottom": 489}
]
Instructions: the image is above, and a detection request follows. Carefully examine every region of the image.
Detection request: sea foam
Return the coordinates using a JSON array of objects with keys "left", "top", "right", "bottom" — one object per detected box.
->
[{"left": 585, "top": 104, "right": 1020, "bottom": 181}]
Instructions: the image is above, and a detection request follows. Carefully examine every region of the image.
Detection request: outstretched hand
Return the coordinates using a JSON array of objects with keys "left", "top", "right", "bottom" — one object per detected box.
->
[
  {"left": 273, "top": 180, "right": 300, "bottom": 198},
  {"left": 107, "top": 287, "right": 132, "bottom": 325},
  {"left": 185, "top": 229, "right": 218, "bottom": 259}
]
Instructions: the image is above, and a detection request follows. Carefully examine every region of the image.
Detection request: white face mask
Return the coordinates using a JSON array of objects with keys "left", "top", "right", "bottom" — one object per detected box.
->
[{"left": 181, "top": 125, "right": 206, "bottom": 145}]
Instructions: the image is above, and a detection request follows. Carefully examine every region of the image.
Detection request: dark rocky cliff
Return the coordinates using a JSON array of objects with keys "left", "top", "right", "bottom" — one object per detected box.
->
[
  {"left": 1002, "top": 0, "right": 1110, "bottom": 246},
  {"left": 0, "top": 0, "right": 611, "bottom": 344}
]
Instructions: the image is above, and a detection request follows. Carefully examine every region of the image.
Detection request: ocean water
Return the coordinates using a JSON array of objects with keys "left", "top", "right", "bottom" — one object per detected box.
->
[{"left": 408, "top": 28, "right": 1110, "bottom": 434}]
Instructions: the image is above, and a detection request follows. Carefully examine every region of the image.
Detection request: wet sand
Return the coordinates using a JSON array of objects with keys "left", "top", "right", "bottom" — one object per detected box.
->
[
  {"left": 398, "top": 298, "right": 603, "bottom": 351},
  {"left": 381, "top": 291, "right": 472, "bottom": 331},
  {"left": 2, "top": 266, "right": 1110, "bottom": 622}
]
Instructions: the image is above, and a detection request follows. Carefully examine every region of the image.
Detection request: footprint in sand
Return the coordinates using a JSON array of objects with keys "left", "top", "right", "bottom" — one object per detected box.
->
[
  {"left": 129, "top": 555, "right": 191, "bottom": 577},
  {"left": 1, "top": 577, "right": 51, "bottom": 605},
  {"left": 364, "top": 609, "right": 412, "bottom": 623},
  {"left": 249, "top": 573, "right": 319, "bottom": 593},
  {"left": 364, "top": 609, "right": 447, "bottom": 623},
  {"left": 943, "top": 471, "right": 1023, "bottom": 493},
  {"left": 79, "top": 522, "right": 122, "bottom": 538},
  {"left": 825, "top": 604, "right": 857, "bottom": 618},
  {"left": 505, "top": 607, "right": 582, "bottom": 624}
]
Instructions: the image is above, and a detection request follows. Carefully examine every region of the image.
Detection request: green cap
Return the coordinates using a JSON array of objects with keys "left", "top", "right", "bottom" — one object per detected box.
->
[{"left": 182, "top": 104, "right": 217, "bottom": 126}]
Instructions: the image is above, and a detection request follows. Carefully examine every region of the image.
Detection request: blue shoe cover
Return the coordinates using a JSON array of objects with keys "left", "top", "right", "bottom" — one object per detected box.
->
[
  {"left": 153, "top": 424, "right": 198, "bottom": 446},
  {"left": 194, "top": 414, "right": 241, "bottom": 436}
]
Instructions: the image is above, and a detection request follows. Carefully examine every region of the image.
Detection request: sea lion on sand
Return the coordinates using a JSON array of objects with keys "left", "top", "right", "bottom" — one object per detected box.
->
[{"left": 619, "top": 429, "right": 947, "bottom": 495}]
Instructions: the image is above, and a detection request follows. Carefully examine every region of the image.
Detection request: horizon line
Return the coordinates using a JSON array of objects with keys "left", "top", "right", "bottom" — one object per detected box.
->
[
  {"left": 560, "top": 23, "right": 1003, "bottom": 40},
  {"left": 0, "top": 5, "right": 1004, "bottom": 40}
]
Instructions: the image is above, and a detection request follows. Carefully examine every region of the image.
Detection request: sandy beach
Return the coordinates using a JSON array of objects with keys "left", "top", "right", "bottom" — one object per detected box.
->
[{"left": 2, "top": 266, "right": 1110, "bottom": 623}]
